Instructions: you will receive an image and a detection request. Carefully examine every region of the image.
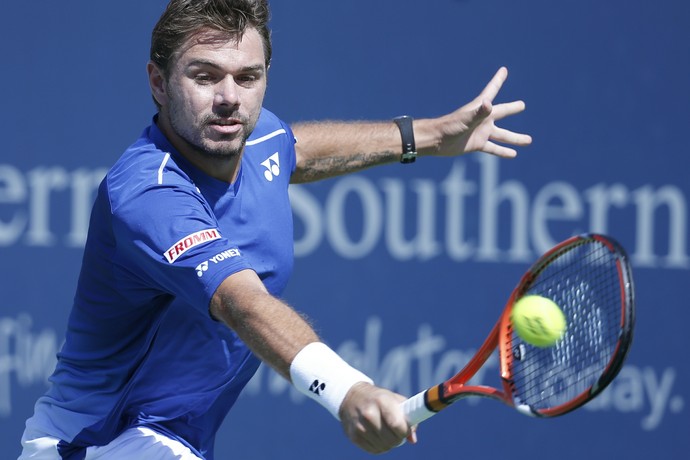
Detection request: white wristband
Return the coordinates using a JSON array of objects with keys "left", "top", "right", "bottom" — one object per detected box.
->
[{"left": 289, "top": 342, "right": 374, "bottom": 420}]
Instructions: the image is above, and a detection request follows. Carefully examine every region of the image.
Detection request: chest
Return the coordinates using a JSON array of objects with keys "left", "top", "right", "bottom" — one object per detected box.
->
[{"left": 201, "top": 151, "right": 294, "bottom": 295}]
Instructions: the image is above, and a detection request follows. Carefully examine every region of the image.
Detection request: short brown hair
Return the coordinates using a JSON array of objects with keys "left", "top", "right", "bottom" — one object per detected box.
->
[{"left": 150, "top": 0, "right": 272, "bottom": 76}]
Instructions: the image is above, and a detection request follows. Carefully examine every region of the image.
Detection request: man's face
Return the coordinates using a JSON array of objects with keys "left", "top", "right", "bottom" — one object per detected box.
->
[{"left": 160, "top": 27, "right": 267, "bottom": 159}]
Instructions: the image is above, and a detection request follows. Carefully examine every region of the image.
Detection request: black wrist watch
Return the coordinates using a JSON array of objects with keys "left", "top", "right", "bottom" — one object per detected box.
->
[{"left": 393, "top": 115, "right": 417, "bottom": 164}]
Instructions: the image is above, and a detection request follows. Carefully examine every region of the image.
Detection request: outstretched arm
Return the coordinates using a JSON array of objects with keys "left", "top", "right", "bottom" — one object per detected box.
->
[
  {"left": 210, "top": 269, "right": 414, "bottom": 453},
  {"left": 291, "top": 67, "right": 532, "bottom": 183}
]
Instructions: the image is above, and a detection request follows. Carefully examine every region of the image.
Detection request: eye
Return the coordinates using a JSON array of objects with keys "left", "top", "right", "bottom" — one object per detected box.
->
[
  {"left": 236, "top": 72, "right": 263, "bottom": 87},
  {"left": 194, "top": 73, "right": 215, "bottom": 84}
]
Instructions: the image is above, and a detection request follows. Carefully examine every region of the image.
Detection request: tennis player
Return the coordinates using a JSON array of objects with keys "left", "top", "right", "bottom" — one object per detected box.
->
[{"left": 18, "top": 0, "right": 531, "bottom": 458}]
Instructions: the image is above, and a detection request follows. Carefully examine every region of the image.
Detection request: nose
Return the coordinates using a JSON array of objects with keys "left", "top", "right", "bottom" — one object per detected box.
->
[{"left": 214, "top": 77, "right": 240, "bottom": 108}]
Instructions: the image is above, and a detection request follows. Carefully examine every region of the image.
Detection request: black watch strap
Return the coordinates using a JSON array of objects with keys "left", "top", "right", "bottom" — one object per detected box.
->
[{"left": 393, "top": 116, "right": 417, "bottom": 164}]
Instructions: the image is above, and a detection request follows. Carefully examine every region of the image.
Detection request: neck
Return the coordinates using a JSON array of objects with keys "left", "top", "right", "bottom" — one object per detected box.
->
[{"left": 182, "top": 149, "right": 242, "bottom": 184}]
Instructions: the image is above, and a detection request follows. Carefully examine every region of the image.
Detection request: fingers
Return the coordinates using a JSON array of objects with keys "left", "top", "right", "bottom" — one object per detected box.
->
[
  {"left": 340, "top": 384, "right": 413, "bottom": 454},
  {"left": 492, "top": 126, "right": 533, "bottom": 147},
  {"left": 482, "top": 142, "right": 518, "bottom": 158},
  {"left": 481, "top": 126, "right": 533, "bottom": 158},
  {"left": 492, "top": 100, "right": 527, "bottom": 121},
  {"left": 478, "top": 66, "right": 508, "bottom": 102},
  {"left": 407, "top": 428, "right": 418, "bottom": 444},
  {"left": 351, "top": 404, "right": 409, "bottom": 453},
  {"left": 482, "top": 96, "right": 531, "bottom": 157}
]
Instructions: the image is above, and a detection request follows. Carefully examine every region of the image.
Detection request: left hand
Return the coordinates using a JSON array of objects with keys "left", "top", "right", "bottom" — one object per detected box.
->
[{"left": 418, "top": 66, "right": 532, "bottom": 159}]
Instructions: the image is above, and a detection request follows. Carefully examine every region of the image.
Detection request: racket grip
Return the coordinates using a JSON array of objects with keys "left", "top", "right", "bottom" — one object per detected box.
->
[{"left": 401, "top": 390, "right": 436, "bottom": 426}]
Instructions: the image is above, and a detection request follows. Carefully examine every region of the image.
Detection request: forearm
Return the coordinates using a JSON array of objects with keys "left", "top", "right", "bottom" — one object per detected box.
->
[
  {"left": 210, "top": 269, "right": 319, "bottom": 380},
  {"left": 290, "top": 121, "right": 398, "bottom": 183},
  {"left": 290, "top": 118, "right": 447, "bottom": 183},
  {"left": 210, "top": 269, "right": 378, "bottom": 423}
]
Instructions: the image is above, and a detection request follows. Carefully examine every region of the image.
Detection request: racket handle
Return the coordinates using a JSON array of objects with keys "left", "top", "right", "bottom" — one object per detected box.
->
[{"left": 401, "top": 390, "right": 436, "bottom": 426}]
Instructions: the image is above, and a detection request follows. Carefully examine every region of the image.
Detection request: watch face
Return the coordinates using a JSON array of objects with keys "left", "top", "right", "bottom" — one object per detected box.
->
[{"left": 401, "top": 152, "right": 417, "bottom": 163}]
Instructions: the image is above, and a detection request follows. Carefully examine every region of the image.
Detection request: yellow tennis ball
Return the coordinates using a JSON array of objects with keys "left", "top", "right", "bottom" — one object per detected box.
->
[{"left": 511, "top": 295, "right": 567, "bottom": 347}]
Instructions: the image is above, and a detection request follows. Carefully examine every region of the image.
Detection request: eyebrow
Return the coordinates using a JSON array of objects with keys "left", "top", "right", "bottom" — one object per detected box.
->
[{"left": 187, "top": 60, "right": 265, "bottom": 74}]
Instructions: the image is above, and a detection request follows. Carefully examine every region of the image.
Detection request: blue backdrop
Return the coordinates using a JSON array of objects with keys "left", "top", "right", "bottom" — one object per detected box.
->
[{"left": 1, "top": 1, "right": 688, "bottom": 459}]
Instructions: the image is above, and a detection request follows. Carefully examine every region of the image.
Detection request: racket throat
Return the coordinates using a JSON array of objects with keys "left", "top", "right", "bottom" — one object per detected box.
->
[{"left": 426, "top": 383, "right": 507, "bottom": 412}]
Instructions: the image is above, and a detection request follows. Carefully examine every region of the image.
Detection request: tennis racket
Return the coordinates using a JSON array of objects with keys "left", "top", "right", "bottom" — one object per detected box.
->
[{"left": 402, "top": 233, "right": 635, "bottom": 425}]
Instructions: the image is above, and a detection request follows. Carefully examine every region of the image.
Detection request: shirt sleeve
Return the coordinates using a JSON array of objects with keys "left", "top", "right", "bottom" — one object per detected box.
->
[{"left": 110, "top": 180, "right": 252, "bottom": 314}]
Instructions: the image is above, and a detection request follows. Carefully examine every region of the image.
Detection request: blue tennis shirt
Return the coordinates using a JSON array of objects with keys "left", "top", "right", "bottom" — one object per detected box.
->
[{"left": 26, "top": 108, "right": 297, "bottom": 459}]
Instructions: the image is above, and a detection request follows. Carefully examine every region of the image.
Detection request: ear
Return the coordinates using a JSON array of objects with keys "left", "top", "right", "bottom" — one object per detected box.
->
[{"left": 147, "top": 61, "right": 167, "bottom": 107}]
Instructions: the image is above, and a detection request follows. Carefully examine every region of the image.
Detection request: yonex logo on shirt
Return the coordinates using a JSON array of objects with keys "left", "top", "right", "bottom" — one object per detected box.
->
[
  {"left": 260, "top": 152, "right": 280, "bottom": 181},
  {"left": 164, "top": 229, "right": 221, "bottom": 263},
  {"left": 195, "top": 248, "right": 242, "bottom": 277},
  {"left": 195, "top": 261, "right": 209, "bottom": 277}
]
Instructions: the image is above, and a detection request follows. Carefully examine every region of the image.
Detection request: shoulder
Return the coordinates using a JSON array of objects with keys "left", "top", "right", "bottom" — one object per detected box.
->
[
  {"left": 245, "top": 108, "right": 296, "bottom": 176},
  {"left": 247, "top": 108, "right": 295, "bottom": 146},
  {"left": 105, "top": 126, "right": 197, "bottom": 212}
]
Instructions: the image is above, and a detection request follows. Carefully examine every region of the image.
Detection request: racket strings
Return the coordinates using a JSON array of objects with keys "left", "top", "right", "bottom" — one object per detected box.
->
[{"left": 508, "top": 240, "right": 625, "bottom": 411}]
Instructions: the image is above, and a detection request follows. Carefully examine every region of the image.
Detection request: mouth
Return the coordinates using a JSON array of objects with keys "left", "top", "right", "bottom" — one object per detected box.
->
[{"left": 207, "top": 118, "right": 243, "bottom": 135}]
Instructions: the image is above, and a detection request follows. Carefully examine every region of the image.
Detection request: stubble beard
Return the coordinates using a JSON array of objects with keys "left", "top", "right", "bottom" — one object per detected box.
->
[{"left": 167, "top": 98, "right": 254, "bottom": 161}]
